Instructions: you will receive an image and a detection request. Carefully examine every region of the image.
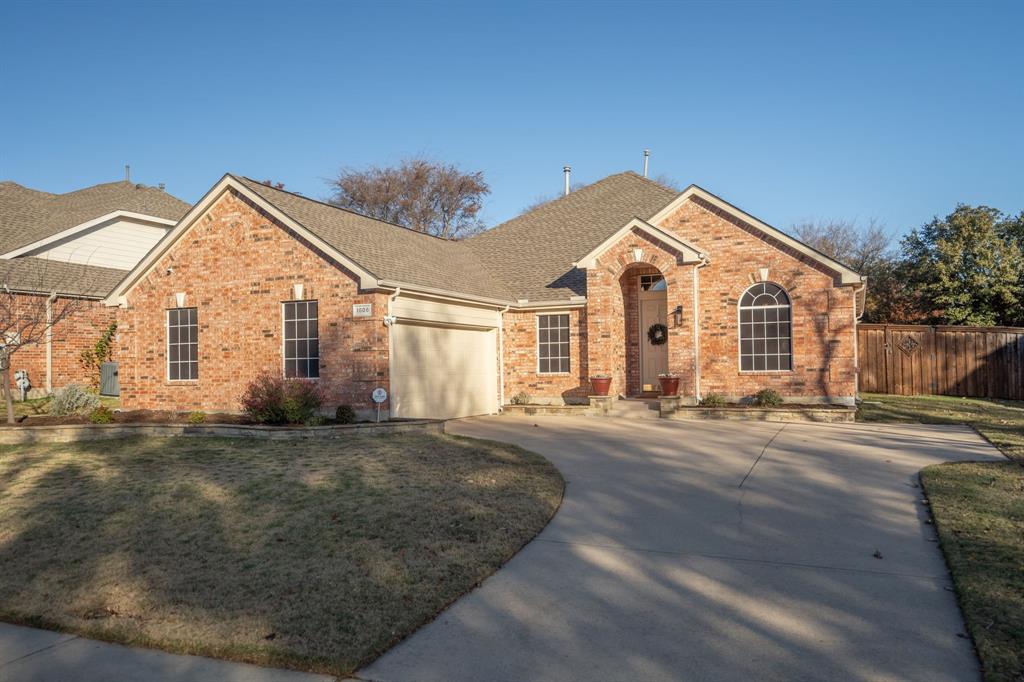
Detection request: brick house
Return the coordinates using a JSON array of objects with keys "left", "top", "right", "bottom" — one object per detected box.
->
[
  {"left": 0, "top": 179, "right": 189, "bottom": 394},
  {"left": 106, "top": 172, "right": 865, "bottom": 419}
]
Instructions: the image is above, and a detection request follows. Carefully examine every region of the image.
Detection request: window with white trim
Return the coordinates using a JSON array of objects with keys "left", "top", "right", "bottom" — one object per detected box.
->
[
  {"left": 537, "top": 313, "right": 570, "bottom": 373},
  {"left": 283, "top": 300, "right": 319, "bottom": 378},
  {"left": 739, "top": 283, "right": 792, "bottom": 371},
  {"left": 167, "top": 307, "right": 198, "bottom": 381}
]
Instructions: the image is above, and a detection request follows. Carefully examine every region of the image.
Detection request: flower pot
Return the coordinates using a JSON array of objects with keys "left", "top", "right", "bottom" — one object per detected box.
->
[
  {"left": 658, "top": 376, "right": 680, "bottom": 397},
  {"left": 590, "top": 376, "right": 612, "bottom": 396}
]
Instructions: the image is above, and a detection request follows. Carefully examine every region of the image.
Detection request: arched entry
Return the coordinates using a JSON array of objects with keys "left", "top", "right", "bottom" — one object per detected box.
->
[
  {"left": 619, "top": 264, "right": 669, "bottom": 395},
  {"left": 637, "top": 273, "right": 668, "bottom": 390}
]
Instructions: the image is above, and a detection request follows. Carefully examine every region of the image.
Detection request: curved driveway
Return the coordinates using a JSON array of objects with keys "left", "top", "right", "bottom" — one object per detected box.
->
[{"left": 362, "top": 415, "right": 1000, "bottom": 682}]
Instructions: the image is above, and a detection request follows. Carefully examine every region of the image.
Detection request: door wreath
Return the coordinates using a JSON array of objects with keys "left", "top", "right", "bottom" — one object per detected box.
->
[{"left": 647, "top": 323, "right": 668, "bottom": 345}]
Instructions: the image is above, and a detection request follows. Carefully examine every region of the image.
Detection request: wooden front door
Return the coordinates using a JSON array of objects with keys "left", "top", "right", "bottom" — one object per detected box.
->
[{"left": 638, "top": 274, "right": 668, "bottom": 392}]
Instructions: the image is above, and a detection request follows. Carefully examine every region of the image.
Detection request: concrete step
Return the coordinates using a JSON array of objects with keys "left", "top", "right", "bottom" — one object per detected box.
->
[{"left": 610, "top": 399, "right": 661, "bottom": 419}]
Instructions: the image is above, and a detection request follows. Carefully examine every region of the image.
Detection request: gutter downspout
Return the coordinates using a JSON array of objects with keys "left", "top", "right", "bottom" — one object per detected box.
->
[
  {"left": 386, "top": 287, "right": 401, "bottom": 418},
  {"left": 692, "top": 258, "right": 709, "bottom": 402},
  {"left": 498, "top": 305, "right": 509, "bottom": 412},
  {"left": 45, "top": 292, "right": 56, "bottom": 394},
  {"left": 851, "top": 278, "right": 867, "bottom": 399}
]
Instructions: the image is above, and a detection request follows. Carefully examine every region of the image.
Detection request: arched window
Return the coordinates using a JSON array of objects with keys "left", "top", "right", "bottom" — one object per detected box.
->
[{"left": 739, "top": 283, "right": 792, "bottom": 371}]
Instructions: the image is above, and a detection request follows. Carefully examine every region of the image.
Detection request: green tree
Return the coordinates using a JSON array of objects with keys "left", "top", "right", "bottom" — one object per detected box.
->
[{"left": 901, "top": 205, "right": 1024, "bottom": 326}]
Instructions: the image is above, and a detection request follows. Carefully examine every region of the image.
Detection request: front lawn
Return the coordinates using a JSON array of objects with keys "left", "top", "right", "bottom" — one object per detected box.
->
[
  {"left": 859, "top": 393, "right": 1023, "bottom": 682},
  {"left": 0, "top": 434, "right": 564, "bottom": 676}
]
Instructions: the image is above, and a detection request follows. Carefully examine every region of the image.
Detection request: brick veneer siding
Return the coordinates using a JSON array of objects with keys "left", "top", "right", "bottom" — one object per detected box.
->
[
  {"left": 9, "top": 295, "right": 116, "bottom": 393},
  {"left": 657, "top": 197, "right": 856, "bottom": 403},
  {"left": 116, "top": 188, "right": 389, "bottom": 414},
  {"left": 585, "top": 228, "right": 697, "bottom": 400},
  {"left": 502, "top": 308, "right": 588, "bottom": 404}
]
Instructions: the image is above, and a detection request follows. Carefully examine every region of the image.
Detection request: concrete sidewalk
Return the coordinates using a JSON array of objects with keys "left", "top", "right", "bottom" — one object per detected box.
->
[
  {"left": 361, "top": 416, "right": 1000, "bottom": 682},
  {"left": 0, "top": 622, "right": 333, "bottom": 682}
]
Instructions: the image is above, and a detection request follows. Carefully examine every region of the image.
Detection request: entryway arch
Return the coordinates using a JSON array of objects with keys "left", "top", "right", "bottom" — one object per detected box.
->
[{"left": 618, "top": 263, "right": 669, "bottom": 395}]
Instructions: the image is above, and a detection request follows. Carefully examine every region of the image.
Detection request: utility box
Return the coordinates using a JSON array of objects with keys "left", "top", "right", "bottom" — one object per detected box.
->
[{"left": 100, "top": 362, "right": 120, "bottom": 396}]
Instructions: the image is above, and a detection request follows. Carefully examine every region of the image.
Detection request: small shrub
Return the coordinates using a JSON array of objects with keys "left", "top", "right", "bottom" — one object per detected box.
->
[
  {"left": 700, "top": 392, "right": 727, "bottom": 407},
  {"left": 187, "top": 411, "right": 206, "bottom": 424},
  {"left": 511, "top": 391, "right": 531, "bottom": 405},
  {"left": 88, "top": 405, "right": 114, "bottom": 424},
  {"left": 240, "top": 373, "right": 324, "bottom": 425},
  {"left": 335, "top": 404, "right": 357, "bottom": 424},
  {"left": 753, "top": 388, "right": 783, "bottom": 407},
  {"left": 305, "top": 415, "right": 327, "bottom": 427},
  {"left": 50, "top": 384, "right": 100, "bottom": 416}
]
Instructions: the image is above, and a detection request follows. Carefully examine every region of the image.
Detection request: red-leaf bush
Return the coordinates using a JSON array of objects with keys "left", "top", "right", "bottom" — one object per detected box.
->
[{"left": 240, "top": 373, "right": 324, "bottom": 425}]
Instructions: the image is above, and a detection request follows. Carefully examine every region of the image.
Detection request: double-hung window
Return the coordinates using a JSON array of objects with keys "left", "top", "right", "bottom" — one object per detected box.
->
[
  {"left": 283, "top": 300, "right": 319, "bottom": 378},
  {"left": 537, "top": 313, "right": 570, "bottom": 374},
  {"left": 167, "top": 307, "right": 198, "bottom": 381}
]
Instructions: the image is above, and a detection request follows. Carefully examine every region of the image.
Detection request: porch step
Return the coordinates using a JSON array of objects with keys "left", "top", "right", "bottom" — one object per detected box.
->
[{"left": 610, "top": 398, "right": 661, "bottom": 420}]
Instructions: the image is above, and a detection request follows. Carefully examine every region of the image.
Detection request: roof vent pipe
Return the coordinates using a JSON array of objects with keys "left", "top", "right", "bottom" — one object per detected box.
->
[
  {"left": 125, "top": 164, "right": 131, "bottom": 182},
  {"left": 563, "top": 165, "right": 571, "bottom": 196},
  {"left": 643, "top": 149, "right": 650, "bottom": 177}
]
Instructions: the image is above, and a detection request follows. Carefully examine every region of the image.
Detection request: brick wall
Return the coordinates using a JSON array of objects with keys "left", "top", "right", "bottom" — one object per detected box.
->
[
  {"left": 9, "top": 295, "right": 116, "bottom": 394},
  {"left": 585, "top": 228, "right": 697, "bottom": 400},
  {"left": 502, "top": 308, "right": 588, "bottom": 404},
  {"left": 658, "top": 197, "right": 856, "bottom": 403},
  {"left": 116, "top": 188, "right": 389, "bottom": 414}
]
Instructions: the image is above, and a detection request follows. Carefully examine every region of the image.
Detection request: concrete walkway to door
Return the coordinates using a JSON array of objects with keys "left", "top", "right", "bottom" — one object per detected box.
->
[{"left": 361, "top": 415, "right": 1002, "bottom": 682}]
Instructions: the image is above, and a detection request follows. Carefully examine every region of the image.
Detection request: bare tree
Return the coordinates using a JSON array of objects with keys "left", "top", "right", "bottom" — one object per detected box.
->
[
  {"left": 0, "top": 260, "right": 88, "bottom": 423},
  {"left": 649, "top": 173, "right": 682, "bottom": 192},
  {"left": 792, "top": 218, "right": 893, "bottom": 274},
  {"left": 260, "top": 179, "right": 286, "bottom": 189},
  {"left": 326, "top": 157, "right": 490, "bottom": 239}
]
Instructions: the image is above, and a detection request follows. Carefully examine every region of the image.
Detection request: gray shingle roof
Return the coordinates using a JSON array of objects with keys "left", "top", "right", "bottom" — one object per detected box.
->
[
  {"left": 236, "top": 176, "right": 511, "bottom": 301},
  {"left": 236, "top": 171, "right": 680, "bottom": 304},
  {"left": 0, "top": 180, "right": 190, "bottom": 254},
  {"left": 0, "top": 257, "right": 128, "bottom": 298},
  {"left": 463, "top": 172, "right": 679, "bottom": 301}
]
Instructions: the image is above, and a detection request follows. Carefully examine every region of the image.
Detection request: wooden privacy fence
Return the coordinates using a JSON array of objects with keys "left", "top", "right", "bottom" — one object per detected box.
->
[{"left": 858, "top": 324, "right": 1024, "bottom": 400}]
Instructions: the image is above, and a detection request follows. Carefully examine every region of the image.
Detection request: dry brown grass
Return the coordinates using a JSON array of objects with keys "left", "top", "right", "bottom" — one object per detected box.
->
[{"left": 0, "top": 433, "right": 563, "bottom": 676}]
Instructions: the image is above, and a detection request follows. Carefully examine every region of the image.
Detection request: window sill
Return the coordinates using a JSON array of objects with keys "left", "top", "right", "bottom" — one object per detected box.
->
[
  {"left": 165, "top": 380, "right": 199, "bottom": 386},
  {"left": 537, "top": 372, "right": 573, "bottom": 377},
  {"left": 738, "top": 370, "right": 795, "bottom": 375}
]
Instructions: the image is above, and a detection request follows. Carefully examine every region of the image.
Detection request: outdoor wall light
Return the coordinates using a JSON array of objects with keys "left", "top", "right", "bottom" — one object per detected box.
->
[{"left": 672, "top": 305, "right": 684, "bottom": 327}]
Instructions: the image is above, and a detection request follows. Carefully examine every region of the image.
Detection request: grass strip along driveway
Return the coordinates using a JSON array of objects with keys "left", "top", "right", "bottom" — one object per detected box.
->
[
  {"left": 860, "top": 393, "right": 1024, "bottom": 682},
  {"left": 0, "top": 433, "right": 564, "bottom": 677}
]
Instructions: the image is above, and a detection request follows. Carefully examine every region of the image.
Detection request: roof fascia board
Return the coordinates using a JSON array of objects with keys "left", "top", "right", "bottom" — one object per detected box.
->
[
  {"left": 105, "top": 176, "right": 379, "bottom": 306},
  {"left": 573, "top": 217, "right": 705, "bottom": 269},
  {"left": 0, "top": 211, "right": 178, "bottom": 258},
  {"left": 648, "top": 186, "right": 863, "bottom": 285},
  {"left": 375, "top": 279, "right": 513, "bottom": 308}
]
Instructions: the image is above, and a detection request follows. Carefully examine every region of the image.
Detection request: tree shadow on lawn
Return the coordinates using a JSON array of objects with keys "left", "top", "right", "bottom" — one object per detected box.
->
[{"left": 0, "top": 434, "right": 564, "bottom": 677}]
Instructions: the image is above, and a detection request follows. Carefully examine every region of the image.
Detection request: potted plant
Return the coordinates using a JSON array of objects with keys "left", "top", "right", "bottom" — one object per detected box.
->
[
  {"left": 589, "top": 374, "right": 612, "bottom": 396},
  {"left": 658, "top": 373, "right": 680, "bottom": 397}
]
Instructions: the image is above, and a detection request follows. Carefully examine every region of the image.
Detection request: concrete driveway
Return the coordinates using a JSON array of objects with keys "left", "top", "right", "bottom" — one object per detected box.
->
[{"left": 361, "top": 415, "right": 1002, "bottom": 682}]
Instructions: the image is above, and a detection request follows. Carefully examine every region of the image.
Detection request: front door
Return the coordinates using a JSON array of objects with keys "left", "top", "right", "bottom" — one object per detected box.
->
[{"left": 638, "top": 274, "right": 668, "bottom": 392}]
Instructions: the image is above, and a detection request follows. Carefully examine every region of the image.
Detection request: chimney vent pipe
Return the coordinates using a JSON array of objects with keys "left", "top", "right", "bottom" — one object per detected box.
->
[
  {"left": 125, "top": 164, "right": 131, "bottom": 182},
  {"left": 643, "top": 149, "right": 650, "bottom": 178},
  {"left": 563, "top": 165, "right": 571, "bottom": 196}
]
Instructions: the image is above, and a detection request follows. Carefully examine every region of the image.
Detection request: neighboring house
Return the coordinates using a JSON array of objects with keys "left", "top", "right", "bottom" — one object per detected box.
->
[
  {"left": 0, "top": 180, "right": 190, "bottom": 394},
  {"left": 105, "top": 172, "right": 865, "bottom": 419}
]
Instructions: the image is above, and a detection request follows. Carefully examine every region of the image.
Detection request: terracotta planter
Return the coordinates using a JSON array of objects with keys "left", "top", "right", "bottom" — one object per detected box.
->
[
  {"left": 590, "top": 376, "right": 612, "bottom": 396},
  {"left": 658, "top": 376, "right": 680, "bottom": 397}
]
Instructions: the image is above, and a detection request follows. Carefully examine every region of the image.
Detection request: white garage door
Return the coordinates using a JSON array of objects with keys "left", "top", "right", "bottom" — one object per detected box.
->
[{"left": 391, "top": 322, "right": 498, "bottom": 419}]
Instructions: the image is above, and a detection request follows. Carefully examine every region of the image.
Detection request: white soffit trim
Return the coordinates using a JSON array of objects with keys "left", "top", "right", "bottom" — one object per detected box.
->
[
  {"left": 648, "top": 185, "right": 863, "bottom": 285},
  {"left": 573, "top": 217, "right": 705, "bottom": 269},
  {"left": 0, "top": 211, "right": 178, "bottom": 259},
  {"left": 104, "top": 175, "right": 380, "bottom": 306}
]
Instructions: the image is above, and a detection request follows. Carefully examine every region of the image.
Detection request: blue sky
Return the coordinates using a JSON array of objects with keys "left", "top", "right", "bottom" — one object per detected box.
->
[{"left": 2, "top": 0, "right": 1022, "bottom": 239}]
